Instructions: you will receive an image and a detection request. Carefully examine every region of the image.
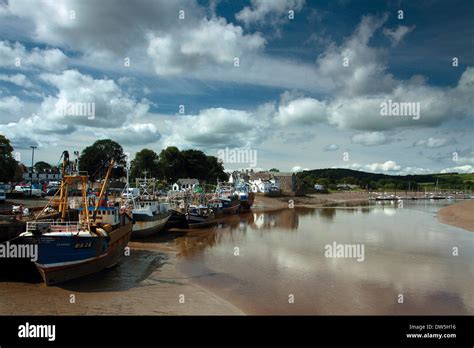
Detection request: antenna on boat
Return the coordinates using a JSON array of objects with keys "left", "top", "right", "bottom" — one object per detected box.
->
[{"left": 92, "top": 159, "right": 114, "bottom": 223}]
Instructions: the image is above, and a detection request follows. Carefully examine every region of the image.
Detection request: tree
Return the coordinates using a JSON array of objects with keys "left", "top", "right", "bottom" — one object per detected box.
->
[
  {"left": 0, "top": 135, "right": 18, "bottom": 182},
  {"left": 34, "top": 161, "right": 52, "bottom": 173},
  {"left": 206, "top": 156, "right": 228, "bottom": 183},
  {"left": 78, "top": 139, "right": 126, "bottom": 181},
  {"left": 158, "top": 146, "right": 186, "bottom": 183},
  {"left": 130, "top": 149, "right": 161, "bottom": 179},
  {"left": 269, "top": 168, "right": 280, "bottom": 172},
  {"left": 182, "top": 149, "right": 208, "bottom": 180}
]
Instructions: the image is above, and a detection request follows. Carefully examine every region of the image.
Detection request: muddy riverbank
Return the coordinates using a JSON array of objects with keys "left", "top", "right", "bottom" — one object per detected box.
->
[
  {"left": 437, "top": 200, "right": 474, "bottom": 232},
  {"left": 0, "top": 236, "right": 243, "bottom": 315}
]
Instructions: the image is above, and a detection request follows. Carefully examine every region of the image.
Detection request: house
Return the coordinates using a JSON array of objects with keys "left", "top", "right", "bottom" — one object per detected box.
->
[
  {"left": 337, "top": 184, "right": 359, "bottom": 191},
  {"left": 250, "top": 178, "right": 273, "bottom": 193},
  {"left": 249, "top": 173, "right": 273, "bottom": 193},
  {"left": 271, "top": 172, "right": 296, "bottom": 195},
  {"left": 172, "top": 178, "right": 199, "bottom": 191},
  {"left": 248, "top": 172, "right": 295, "bottom": 194}
]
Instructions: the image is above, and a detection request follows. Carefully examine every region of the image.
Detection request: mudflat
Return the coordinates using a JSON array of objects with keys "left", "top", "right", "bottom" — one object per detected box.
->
[{"left": 437, "top": 200, "right": 474, "bottom": 232}]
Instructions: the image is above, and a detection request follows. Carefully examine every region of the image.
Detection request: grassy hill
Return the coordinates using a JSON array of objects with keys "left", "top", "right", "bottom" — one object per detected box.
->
[{"left": 296, "top": 168, "right": 473, "bottom": 192}]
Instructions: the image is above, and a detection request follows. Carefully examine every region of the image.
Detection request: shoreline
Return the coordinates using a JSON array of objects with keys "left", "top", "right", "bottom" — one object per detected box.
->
[
  {"left": 2, "top": 195, "right": 472, "bottom": 315},
  {"left": 0, "top": 241, "right": 243, "bottom": 315},
  {"left": 252, "top": 192, "right": 371, "bottom": 211},
  {"left": 437, "top": 200, "right": 474, "bottom": 232}
]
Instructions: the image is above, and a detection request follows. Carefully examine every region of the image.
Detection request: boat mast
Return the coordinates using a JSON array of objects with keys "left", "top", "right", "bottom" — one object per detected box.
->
[{"left": 93, "top": 159, "right": 115, "bottom": 222}]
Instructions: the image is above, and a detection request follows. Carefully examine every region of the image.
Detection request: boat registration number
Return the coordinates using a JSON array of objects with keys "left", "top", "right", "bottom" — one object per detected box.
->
[{"left": 75, "top": 242, "right": 93, "bottom": 249}]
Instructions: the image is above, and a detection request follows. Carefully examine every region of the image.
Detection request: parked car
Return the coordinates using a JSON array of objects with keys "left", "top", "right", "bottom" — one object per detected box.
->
[{"left": 46, "top": 188, "right": 60, "bottom": 196}]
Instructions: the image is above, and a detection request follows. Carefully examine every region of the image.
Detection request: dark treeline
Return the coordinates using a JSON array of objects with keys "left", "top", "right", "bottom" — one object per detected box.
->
[
  {"left": 78, "top": 139, "right": 227, "bottom": 184},
  {"left": 297, "top": 168, "right": 473, "bottom": 191}
]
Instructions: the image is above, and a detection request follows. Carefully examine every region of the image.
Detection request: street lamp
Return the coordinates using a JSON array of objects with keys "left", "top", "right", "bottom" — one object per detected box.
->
[{"left": 30, "top": 145, "right": 37, "bottom": 197}]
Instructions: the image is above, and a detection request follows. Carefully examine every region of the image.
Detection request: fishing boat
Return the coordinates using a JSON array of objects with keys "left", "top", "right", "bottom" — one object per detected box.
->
[
  {"left": 124, "top": 176, "right": 171, "bottom": 238},
  {"left": 210, "top": 196, "right": 240, "bottom": 215},
  {"left": 17, "top": 159, "right": 133, "bottom": 286},
  {"left": 187, "top": 205, "right": 216, "bottom": 229},
  {"left": 130, "top": 200, "right": 171, "bottom": 238},
  {"left": 166, "top": 209, "right": 189, "bottom": 229},
  {"left": 234, "top": 181, "right": 255, "bottom": 212}
]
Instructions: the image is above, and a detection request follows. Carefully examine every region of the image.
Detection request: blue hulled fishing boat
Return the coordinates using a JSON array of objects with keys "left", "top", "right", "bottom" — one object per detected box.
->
[{"left": 18, "top": 157, "right": 133, "bottom": 286}]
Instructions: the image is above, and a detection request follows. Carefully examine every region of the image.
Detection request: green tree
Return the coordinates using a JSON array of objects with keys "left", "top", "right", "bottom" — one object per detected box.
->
[
  {"left": 34, "top": 161, "right": 52, "bottom": 173},
  {"left": 182, "top": 149, "right": 208, "bottom": 180},
  {"left": 78, "top": 139, "right": 126, "bottom": 181},
  {"left": 206, "top": 156, "right": 228, "bottom": 183},
  {"left": 269, "top": 168, "right": 280, "bottom": 172},
  {"left": 158, "top": 146, "right": 186, "bottom": 183},
  {"left": 0, "top": 135, "right": 18, "bottom": 182},
  {"left": 130, "top": 149, "right": 161, "bottom": 179}
]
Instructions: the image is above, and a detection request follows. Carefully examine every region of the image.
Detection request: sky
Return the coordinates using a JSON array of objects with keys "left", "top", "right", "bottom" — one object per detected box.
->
[{"left": 0, "top": 0, "right": 473, "bottom": 174}]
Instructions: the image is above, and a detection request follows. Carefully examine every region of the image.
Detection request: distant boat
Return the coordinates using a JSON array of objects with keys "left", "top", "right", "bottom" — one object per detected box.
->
[
  {"left": 130, "top": 200, "right": 171, "bottom": 238},
  {"left": 210, "top": 196, "right": 240, "bottom": 215},
  {"left": 186, "top": 205, "right": 216, "bottom": 229},
  {"left": 234, "top": 182, "right": 255, "bottom": 211},
  {"left": 375, "top": 194, "right": 399, "bottom": 201},
  {"left": 122, "top": 174, "right": 171, "bottom": 238}
]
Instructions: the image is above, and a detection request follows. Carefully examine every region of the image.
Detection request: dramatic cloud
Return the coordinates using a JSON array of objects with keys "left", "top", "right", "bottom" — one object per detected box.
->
[
  {"left": 236, "top": 0, "right": 305, "bottom": 26},
  {"left": 96, "top": 123, "right": 161, "bottom": 146},
  {"left": 383, "top": 25, "right": 415, "bottom": 46},
  {"left": 0, "top": 40, "right": 67, "bottom": 71},
  {"left": 0, "top": 73, "right": 33, "bottom": 88},
  {"left": 0, "top": 70, "right": 150, "bottom": 147},
  {"left": 162, "top": 103, "right": 274, "bottom": 150},
  {"left": 440, "top": 165, "right": 474, "bottom": 174},
  {"left": 147, "top": 17, "right": 265, "bottom": 75},
  {"left": 275, "top": 97, "right": 327, "bottom": 125},
  {"left": 0, "top": 96, "right": 24, "bottom": 113}
]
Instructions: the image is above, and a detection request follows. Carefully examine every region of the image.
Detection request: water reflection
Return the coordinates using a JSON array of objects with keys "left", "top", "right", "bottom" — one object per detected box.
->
[
  {"left": 251, "top": 209, "right": 299, "bottom": 230},
  {"left": 176, "top": 201, "right": 474, "bottom": 314}
]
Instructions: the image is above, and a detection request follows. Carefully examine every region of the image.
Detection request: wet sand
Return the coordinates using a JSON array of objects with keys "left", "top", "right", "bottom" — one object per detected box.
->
[
  {"left": 252, "top": 192, "right": 370, "bottom": 211},
  {"left": 438, "top": 200, "right": 474, "bottom": 232},
  {"left": 1, "top": 197, "right": 472, "bottom": 315},
  {"left": 0, "top": 239, "right": 243, "bottom": 315}
]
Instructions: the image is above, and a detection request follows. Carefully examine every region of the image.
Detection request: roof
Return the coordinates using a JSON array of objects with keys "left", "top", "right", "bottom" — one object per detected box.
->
[
  {"left": 249, "top": 172, "right": 273, "bottom": 181},
  {"left": 271, "top": 172, "right": 294, "bottom": 178}
]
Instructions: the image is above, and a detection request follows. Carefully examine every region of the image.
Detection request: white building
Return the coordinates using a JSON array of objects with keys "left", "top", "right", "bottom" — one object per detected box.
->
[{"left": 172, "top": 178, "right": 199, "bottom": 191}]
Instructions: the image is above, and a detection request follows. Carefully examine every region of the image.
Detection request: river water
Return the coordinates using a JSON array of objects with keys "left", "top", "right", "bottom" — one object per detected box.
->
[{"left": 176, "top": 201, "right": 474, "bottom": 314}]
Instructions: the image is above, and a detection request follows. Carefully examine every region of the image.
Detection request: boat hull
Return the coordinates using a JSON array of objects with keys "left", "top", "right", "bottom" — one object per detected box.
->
[
  {"left": 35, "top": 222, "right": 132, "bottom": 286},
  {"left": 240, "top": 192, "right": 255, "bottom": 211},
  {"left": 166, "top": 210, "right": 189, "bottom": 229},
  {"left": 132, "top": 212, "right": 171, "bottom": 238},
  {"left": 187, "top": 215, "right": 217, "bottom": 229}
]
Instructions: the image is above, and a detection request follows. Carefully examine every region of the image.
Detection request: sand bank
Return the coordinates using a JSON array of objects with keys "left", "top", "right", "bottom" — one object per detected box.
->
[
  {"left": 0, "top": 242, "right": 243, "bottom": 315},
  {"left": 437, "top": 200, "right": 474, "bottom": 232},
  {"left": 252, "top": 192, "right": 370, "bottom": 211}
]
